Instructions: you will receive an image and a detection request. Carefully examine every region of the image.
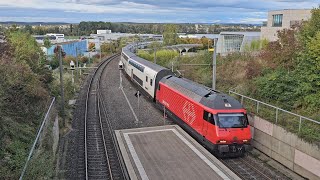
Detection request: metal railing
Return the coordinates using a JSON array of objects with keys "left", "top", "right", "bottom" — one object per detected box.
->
[
  {"left": 228, "top": 90, "right": 320, "bottom": 132},
  {"left": 19, "top": 97, "right": 56, "bottom": 180}
]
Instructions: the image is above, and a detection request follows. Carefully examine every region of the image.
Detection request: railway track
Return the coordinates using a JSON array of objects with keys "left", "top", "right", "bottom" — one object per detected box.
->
[
  {"left": 220, "top": 154, "right": 289, "bottom": 180},
  {"left": 83, "top": 54, "right": 127, "bottom": 180}
]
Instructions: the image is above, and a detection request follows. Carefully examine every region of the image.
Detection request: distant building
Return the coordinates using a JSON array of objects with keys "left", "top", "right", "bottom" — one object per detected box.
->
[
  {"left": 178, "top": 34, "right": 197, "bottom": 38},
  {"left": 44, "top": 40, "right": 88, "bottom": 57},
  {"left": 33, "top": 33, "right": 66, "bottom": 44},
  {"left": 90, "top": 30, "right": 163, "bottom": 42},
  {"left": 216, "top": 32, "right": 261, "bottom": 54},
  {"left": 46, "top": 33, "right": 65, "bottom": 40},
  {"left": 176, "top": 32, "right": 260, "bottom": 54},
  {"left": 97, "top": 30, "right": 111, "bottom": 34},
  {"left": 261, "top": 9, "right": 311, "bottom": 41}
]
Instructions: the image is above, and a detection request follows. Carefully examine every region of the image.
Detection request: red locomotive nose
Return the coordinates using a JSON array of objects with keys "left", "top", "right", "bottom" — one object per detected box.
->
[{"left": 216, "top": 127, "right": 251, "bottom": 144}]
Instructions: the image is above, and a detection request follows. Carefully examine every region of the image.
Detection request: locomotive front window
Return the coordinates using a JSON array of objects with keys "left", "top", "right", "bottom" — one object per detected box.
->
[{"left": 217, "top": 113, "right": 248, "bottom": 128}]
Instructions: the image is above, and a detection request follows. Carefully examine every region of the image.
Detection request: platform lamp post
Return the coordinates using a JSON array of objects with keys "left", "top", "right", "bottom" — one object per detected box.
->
[{"left": 212, "top": 38, "right": 218, "bottom": 90}]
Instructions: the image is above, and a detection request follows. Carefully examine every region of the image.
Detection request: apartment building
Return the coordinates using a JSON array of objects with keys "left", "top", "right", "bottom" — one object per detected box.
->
[{"left": 261, "top": 9, "right": 311, "bottom": 41}]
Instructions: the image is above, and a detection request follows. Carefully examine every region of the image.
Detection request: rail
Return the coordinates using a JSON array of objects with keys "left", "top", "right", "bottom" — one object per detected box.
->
[
  {"left": 228, "top": 90, "right": 320, "bottom": 132},
  {"left": 84, "top": 55, "right": 115, "bottom": 179},
  {"left": 19, "top": 97, "right": 56, "bottom": 180},
  {"left": 84, "top": 54, "right": 127, "bottom": 180},
  {"left": 97, "top": 55, "right": 130, "bottom": 180}
]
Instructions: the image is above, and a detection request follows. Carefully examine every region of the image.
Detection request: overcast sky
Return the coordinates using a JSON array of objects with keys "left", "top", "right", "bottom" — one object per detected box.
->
[{"left": 0, "top": 0, "right": 318, "bottom": 24}]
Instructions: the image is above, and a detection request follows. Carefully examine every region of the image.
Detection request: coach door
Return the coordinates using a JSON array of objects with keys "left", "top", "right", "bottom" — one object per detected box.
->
[{"left": 202, "top": 110, "right": 211, "bottom": 139}]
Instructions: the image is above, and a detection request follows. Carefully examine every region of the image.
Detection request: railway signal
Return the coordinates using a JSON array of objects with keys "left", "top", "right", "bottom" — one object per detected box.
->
[
  {"left": 70, "top": 61, "right": 75, "bottom": 86},
  {"left": 134, "top": 91, "right": 141, "bottom": 97},
  {"left": 134, "top": 91, "right": 142, "bottom": 127}
]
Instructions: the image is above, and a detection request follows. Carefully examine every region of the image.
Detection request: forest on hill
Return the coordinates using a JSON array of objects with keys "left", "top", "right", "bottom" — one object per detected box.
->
[{"left": 8, "top": 21, "right": 260, "bottom": 36}]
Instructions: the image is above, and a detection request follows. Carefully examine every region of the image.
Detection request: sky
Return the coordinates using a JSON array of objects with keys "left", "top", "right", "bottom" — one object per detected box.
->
[{"left": 0, "top": 0, "right": 318, "bottom": 24}]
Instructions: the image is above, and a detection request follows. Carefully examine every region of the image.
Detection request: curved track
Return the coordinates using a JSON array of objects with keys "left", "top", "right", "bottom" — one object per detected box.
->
[{"left": 83, "top": 54, "right": 127, "bottom": 180}]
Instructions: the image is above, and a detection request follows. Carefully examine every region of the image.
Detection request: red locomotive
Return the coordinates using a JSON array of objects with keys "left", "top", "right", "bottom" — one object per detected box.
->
[
  {"left": 156, "top": 75, "right": 251, "bottom": 156},
  {"left": 121, "top": 45, "right": 252, "bottom": 157}
]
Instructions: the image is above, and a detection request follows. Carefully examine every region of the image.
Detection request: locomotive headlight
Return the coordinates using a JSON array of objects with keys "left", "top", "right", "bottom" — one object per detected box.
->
[
  {"left": 243, "top": 139, "right": 249, "bottom": 143},
  {"left": 217, "top": 140, "right": 227, "bottom": 143}
]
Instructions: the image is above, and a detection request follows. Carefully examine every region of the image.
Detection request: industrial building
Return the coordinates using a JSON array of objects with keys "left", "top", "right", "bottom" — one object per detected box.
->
[
  {"left": 90, "top": 30, "right": 163, "bottom": 42},
  {"left": 216, "top": 32, "right": 260, "bottom": 54},
  {"left": 44, "top": 40, "right": 88, "bottom": 57},
  {"left": 261, "top": 9, "right": 311, "bottom": 41},
  {"left": 180, "top": 32, "right": 260, "bottom": 54}
]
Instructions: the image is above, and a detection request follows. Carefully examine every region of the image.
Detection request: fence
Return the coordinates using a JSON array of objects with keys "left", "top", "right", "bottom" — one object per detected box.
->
[
  {"left": 19, "top": 97, "right": 58, "bottom": 180},
  {"left": 229, "top": 90, "right": 320, "bottom": 142}
]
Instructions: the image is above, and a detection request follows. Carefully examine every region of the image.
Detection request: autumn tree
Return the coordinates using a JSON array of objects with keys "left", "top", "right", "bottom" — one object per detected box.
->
[
  {"left": 0, "top": 31, "right": 51, "bottom": 178},
  {"left": 260, "top": 28, "right": 302, "bottom": 70},
  {"left": 43, "top": 36, "right": 51, "bottom": 59},
  {"left": 163, "top": 24, "right": 178, "bottom": 45},
  {"left": 88, "top": 42, "right": 95, "bottom": 52}
]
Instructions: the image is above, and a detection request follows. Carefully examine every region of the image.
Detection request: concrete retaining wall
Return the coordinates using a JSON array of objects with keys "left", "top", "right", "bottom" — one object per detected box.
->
[{"left": 248, "top": 114, "right": 320, "bottom": 180}]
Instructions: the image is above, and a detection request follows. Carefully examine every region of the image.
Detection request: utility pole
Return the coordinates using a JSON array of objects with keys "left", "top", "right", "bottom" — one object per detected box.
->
[
  {"left": 171, "top": 61, "right": 174, "bottom": 72},
  {"left": 76, "top": 47, "right": 79, "bottom": 78},
  {"left": 212, "top": 38, "right": 218, "bottom": 90},
  {"left": 100, "top": 48, "right": 102, "bottom": 62},
  {"left": 76, "top": 47, "right": 78, "bottom": 68},
  {"left": 58, "top": 47, "right": 65, "bottom": 127},
  {"left": 154, "top": 48, "right": 157, "bottom": 64},
  {"left": 109, "top": 38, "right": 112, "bottom": 54}
]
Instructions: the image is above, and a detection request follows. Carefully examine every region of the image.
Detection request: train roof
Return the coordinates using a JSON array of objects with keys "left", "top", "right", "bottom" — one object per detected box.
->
[
  {"left": 123, "top": 44, "right": 168, "bottom": 73},
  {"left": 160, "top": 76, "right": 243, "bottom": 110}
]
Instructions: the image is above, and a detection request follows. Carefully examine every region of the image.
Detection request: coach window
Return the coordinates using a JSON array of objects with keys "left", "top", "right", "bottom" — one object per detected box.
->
[{"left": 150, "top": 79, "right": 153, "bottom": 86}]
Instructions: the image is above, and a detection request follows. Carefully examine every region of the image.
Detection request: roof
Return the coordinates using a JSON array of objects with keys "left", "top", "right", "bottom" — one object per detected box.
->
[
  {"left": 123, "top": 44, "right": 168, "bottom": 72},
  {"left": 131, "top": 55, "right": 167, "bottom": 72},
  {"left": 161, "top": 76, "right": 243, "bottom": 110},
  {"left": 220, "top": 32, "right": 261, "bottom": 36}
]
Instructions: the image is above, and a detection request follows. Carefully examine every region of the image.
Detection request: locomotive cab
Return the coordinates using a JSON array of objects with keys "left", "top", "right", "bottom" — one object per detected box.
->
[{"left": 214, "top": 113, "right": 252, "bottom": 155}]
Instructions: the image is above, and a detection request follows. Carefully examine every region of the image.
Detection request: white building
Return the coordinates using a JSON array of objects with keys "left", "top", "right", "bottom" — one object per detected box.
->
[
  {"left": 97, "top": 30, "right": 112, "bottom": 34},
  {"left": 90, "top": 30, "right": 163, "bottom": 42},
  {"left": 176, "top": 32, "right": 260, "bottom": 54},
  {"left": 216, "top": 32, "right": 261, "bottom": 54},
  {"left": 46, "top": 33, "right": 65, "bottom": 40}
]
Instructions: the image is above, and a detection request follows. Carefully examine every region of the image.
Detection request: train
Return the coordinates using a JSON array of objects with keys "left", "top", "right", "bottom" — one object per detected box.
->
[{"left": 120, "top": 43, "right": 252, "bottom": 157}]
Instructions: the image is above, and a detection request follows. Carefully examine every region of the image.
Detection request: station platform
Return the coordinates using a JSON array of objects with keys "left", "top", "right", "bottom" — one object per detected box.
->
[{"left": 115, "top": 125, "right": 240, "bottom": 180}]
